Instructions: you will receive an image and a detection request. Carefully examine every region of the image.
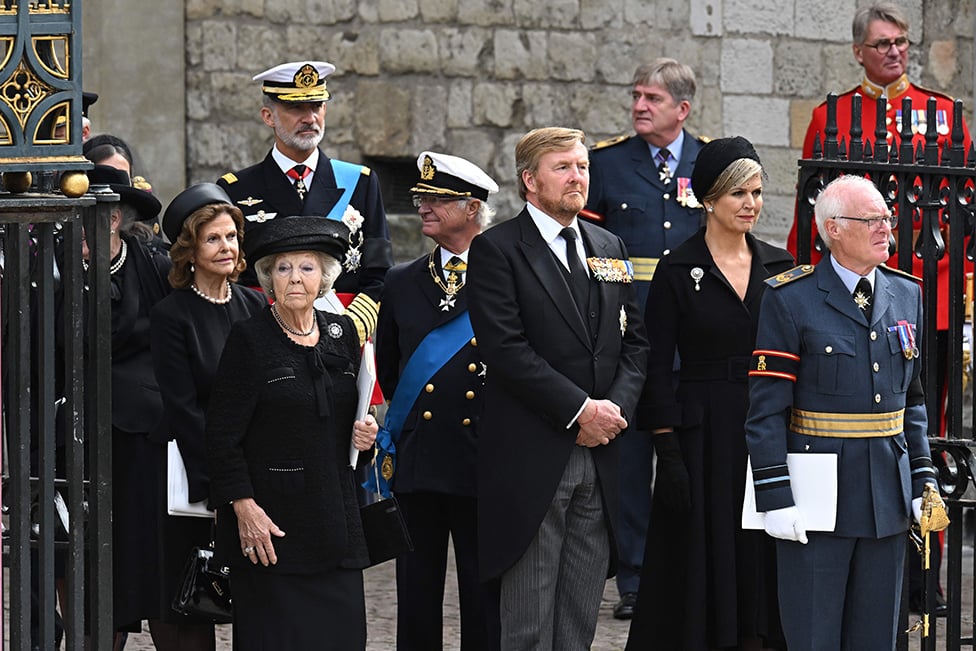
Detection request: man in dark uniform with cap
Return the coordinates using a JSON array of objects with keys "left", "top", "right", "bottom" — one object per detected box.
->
[
  {"left": 375, "top": 151, "right": 498, "bottom": 651},
  {"left": 746, "top": 175, "right": 938, "bottom": 650},
  {"left": 579, "top": 57, "right": 707, "bottom": 618},
  {"left": 218, "top": 60, "right": 392, "bottom": 341}
]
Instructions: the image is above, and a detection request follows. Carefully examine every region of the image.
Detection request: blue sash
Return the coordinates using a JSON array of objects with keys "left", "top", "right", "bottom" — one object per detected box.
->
[
  {"left": 364, "top": 311, "right": 475, "bottom": 497},
  {"left": 325, "top": 159, "right": 362, "bottom": 222}
]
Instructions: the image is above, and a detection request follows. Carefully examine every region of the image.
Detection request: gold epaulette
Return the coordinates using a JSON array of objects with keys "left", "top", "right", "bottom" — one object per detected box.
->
[
  {"left": 912, "top": 83, "right": 956, "bottom": 103},
  {"left": 591, "top": 135, "right": 628, "bottom": 150},
  {"left": 765, "top": 264, "right": 815, "bottom": 288},
  {"left": 344, "top": 293, "right": 380, "bottom": 346},
  {"left": 689, "top": 130, "right": 710, "bottom": 144},
  {"left": 879, "top": 264, "right": 922, "bottom": 283},
  {"left": 221, "top": 172, "right": 238, "bottom": 184},
  {"left": 361, "top": 166, "right": 371, "bottom": 176}
]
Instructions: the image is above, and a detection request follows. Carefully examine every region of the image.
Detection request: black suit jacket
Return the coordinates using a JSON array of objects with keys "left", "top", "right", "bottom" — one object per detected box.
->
[
  {"left": 467, "top": 208, "right": 649, "bottom": 580},
  {"left": 218, "top": 149, "right": 393, "bottom": 299}
]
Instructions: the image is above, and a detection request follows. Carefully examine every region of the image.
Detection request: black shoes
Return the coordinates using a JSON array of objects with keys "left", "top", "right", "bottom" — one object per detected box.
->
[{"left": 613, "top": 592, "right": 638, "bottom": 620}]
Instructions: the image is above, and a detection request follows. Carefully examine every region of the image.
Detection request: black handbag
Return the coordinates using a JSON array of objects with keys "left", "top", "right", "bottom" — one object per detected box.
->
[
  {"left": 172, "top": 545, "right": 233, "bottom": 624},
  {"left": 360, "top": 494, "right": 414, "bottom": 567}
]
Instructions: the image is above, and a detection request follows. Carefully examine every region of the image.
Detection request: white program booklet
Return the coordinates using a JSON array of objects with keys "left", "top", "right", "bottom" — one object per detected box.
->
[
  {"left": 167, "top": 440, "right": 213, "bottom": 518},
  {"left": 741, "top": 453, "right": 838, "bottom": 532},
  {"left": 350, "top": 339, "right": 377, "bottom": 468}
]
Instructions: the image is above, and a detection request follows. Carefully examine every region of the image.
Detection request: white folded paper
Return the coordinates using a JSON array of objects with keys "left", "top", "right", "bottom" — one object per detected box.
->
[
  {"left": 350, "top": 339, "right": 377, "bottom": 468},
  {"left": 167, "top": 440, "right": 213, "bottom": 518},
  {"left": 742, "top": 453, "right": 837, "bottom": 532}
]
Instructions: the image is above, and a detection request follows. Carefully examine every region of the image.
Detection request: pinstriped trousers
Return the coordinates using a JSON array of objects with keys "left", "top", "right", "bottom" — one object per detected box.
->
[{"left": 499, "top": 446, "right": 610, "bottom": 651}]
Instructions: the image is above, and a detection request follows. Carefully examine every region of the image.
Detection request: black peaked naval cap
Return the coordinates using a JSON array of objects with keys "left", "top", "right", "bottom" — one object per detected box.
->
[
  {"left": 690, "top": 136, "right": 762, "bottom": 201},
  {"left": 244, "top": 216, "right": 351, "bottom": 265},
  {"left": 87, "top": 164, "right": 162, "bottom": 224},
  {"left": 162, "top": 183, "right": 233, "bottom": 243}
]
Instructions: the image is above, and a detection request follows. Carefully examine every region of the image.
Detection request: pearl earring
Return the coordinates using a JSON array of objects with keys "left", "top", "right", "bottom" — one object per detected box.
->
[
  {"left": 190, "top": 263, "right": 195, "bottom": 272},
  {"left": 706, "top": 206, "right": 714, "bottom": 213}
]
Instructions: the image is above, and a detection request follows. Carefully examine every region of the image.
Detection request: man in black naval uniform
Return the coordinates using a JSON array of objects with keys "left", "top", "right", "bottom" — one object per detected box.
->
[
  {"left": 580, "top": 58, "right": 707, "bottom": 618},
  {"left": 218, "top": 60, "right": 392, "bottom": 340},
  {"left": 375, "top": 151, "right": 498, "bottom": 651},
  {"left": 746, "top": 175, "right": 938, "bottom": 650}
]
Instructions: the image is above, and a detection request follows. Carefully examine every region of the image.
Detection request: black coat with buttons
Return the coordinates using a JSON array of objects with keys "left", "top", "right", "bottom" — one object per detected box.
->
[{"left": 375, "top": 252, "right": 484, "bottom": 497}]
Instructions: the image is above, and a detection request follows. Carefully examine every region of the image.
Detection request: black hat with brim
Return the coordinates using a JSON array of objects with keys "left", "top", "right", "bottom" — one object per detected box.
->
[
  {"left": 162, "top": 183, "right": 232, "bottom": 243},
  {"left": 690, "top": 136, "right": 762, "bottom": 202},
  {"left": 244, "top": 216, "right": 350, "bottom": 266},
  {"left": 87, "top": 165, "right": 162, "bottom": 225}
]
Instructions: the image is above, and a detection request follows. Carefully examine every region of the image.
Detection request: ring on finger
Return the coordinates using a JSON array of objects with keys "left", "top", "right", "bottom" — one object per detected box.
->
[{"left": 243, "top": 546, "right": 255, "bottom": 554}]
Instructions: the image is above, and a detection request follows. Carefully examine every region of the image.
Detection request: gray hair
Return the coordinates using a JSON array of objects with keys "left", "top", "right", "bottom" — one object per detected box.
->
[
  {"left": 254, "top": 250, "right": 343, "bottom": 297},
  {"left": 465, "top": 198, "right": 495, "bottom": 227},
  {"left": 814, "top": 175, "right": 883, "bottom": 249},
  {"left": 632, "top": 58, "right": 697, "bottom": 106},
  {"left": 852, "top": 2, "right": 909, "bottom": 44}
]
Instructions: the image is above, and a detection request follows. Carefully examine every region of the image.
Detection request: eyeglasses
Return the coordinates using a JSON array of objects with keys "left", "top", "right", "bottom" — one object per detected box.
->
[
  {"left": 862, "top": 36, "right": 910, "bottom": 55},
  {"left": 412, "top": 195, "right": 466, "bottom": 208},
  {"left": 833, "top": 214, "right": 898, "bottom": 229}
]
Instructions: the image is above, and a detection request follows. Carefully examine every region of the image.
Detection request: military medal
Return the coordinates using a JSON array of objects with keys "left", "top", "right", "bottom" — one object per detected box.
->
[
  {"left": 936, "top": 110, "right": 949, "bottom": 136},
  {"left": 619, "top": 306, "right": 627, "bottom": 336},
  {"left": 888, "top": 320, "right": 918, "bottom": 359},
  {"left": 658, "top": 160, "right": 673, "bottom": 184},
  {"left": 341, "top": 205, "right": 364, "bottom": 272},
  {"left": 676, "top": 177, "right": 700, "bottom": 208},
  {"left": 853, "top": 289, "right": 871, "bottom": 311},
  {"left": 586, "top": 257, "right": 634, "bottom": 283},
  {"left": 429, "top": 248, "right": 465, "bottom": 312},
  {"left": 690, "top": 267, "right": 704, "bottom": 291}
]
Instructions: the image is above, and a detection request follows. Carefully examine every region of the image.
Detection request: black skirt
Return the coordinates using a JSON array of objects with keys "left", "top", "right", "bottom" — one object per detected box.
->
[{"left": 230, "top": 566, "right": 365, "bottom": 650}]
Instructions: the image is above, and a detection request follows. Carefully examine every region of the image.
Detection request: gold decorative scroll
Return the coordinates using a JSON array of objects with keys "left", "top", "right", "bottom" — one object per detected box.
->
[{"left": 0, "top": 61, "right": 54, "bottom": 128}]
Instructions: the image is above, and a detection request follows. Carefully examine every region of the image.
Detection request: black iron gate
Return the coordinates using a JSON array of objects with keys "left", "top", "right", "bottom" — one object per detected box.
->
[{"left": 796, "top": 92, "right": 976, "bottom": 650}]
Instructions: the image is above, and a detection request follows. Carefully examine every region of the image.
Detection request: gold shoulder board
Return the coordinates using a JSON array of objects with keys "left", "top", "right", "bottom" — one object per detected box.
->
[
  {"left": 360, "top": 166, "right": 371, "bottom": 176},
  {"left": 765, "top": 264, "right": 815, "bottom": 288},
  {"left": 221, "top": 172, "right": 238, "bottom": 184},
  {"left": 879, "top": 264, "right": 922, "bottom": 283},
  {"left": 591, "top": 135, "right": 628, "bottom": 151}
]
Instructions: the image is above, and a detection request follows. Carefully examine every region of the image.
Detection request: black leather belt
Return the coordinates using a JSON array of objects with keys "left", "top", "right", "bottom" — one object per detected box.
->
[{"left": 679, "top": 356, "right": 751, "bottom": 383}]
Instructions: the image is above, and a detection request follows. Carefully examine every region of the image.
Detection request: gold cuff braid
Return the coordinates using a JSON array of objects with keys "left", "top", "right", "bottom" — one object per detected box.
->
[{"left": 343, "top": 293, "right": 379, "bottom": 346}]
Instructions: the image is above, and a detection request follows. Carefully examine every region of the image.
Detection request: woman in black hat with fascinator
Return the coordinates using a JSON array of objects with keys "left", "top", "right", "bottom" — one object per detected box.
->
[
  {"left": 626, "top": 137, "right": 793, "bottom": 651},
  {"left": 149, "top": 183, "right": 268, "bottom": 649},
  {"left": 205, "top": 216, "right": 378, "bottom": 650}
]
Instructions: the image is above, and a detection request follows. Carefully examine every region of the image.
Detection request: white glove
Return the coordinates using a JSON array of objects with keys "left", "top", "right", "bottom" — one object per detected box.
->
[
  {"left": 912, "top": 496, "right": 924, "bottom": 524},
  {"left": 764, "top": 506, "right": 808, "bottom": 544}
]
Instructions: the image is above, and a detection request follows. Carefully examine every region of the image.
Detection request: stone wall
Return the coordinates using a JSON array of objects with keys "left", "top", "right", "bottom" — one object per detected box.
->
[{"left": 181, "top": 0, "right": 974, "bottom": 261}]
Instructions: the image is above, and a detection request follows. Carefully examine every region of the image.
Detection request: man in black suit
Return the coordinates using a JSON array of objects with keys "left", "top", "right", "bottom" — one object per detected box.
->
[
  {"left": 218, "top": 60, "right": 392, "bottom": 340},
  {"left": 468, "top": 127, "right": 649, "bottom": 650},
  {"left": 375, "top": 150, "right": 498, "bottom": 651}
]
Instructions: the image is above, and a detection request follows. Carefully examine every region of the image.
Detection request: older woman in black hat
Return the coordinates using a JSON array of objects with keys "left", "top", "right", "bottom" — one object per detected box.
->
[
  {"left": 148, "top": 183, "right": 267, "bottom": 650},
  {"left": 626, "top": 137, "right": 793, "bottom": 651},
  {"left": 83, "top": 164, "right": 173, "bottom": 646},
  {"left": 206, "top": 216, "right": 378, "bottom": 650}
]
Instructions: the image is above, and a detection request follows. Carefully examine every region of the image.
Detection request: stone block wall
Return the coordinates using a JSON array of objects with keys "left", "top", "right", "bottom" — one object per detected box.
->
[{"left": 183, "top": 0, "right": 974, "bottom": 260}]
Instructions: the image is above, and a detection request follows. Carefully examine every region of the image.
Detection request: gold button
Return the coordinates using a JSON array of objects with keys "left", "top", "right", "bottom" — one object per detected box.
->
[
  {"left": 466, "top": 391, "right": 475, "bottom": 400},
  {"left": 462, "top": 418, "right": 471, "bottom": 426},
  {"left": 870, "top": 331, "right": 878, "bottom": 341},
  {"left": 423, "top": 411, "right": 433, "bottom": 420},
  {"left": 425, "top": 383, "right": 434, "bottom": 393},
  {"left": 470, "top": 337, "right": 477, "bottom": 346},
  {"left": 873, "top": 362, "right": 880, "bottom": 372},
  {"left": 663, "top": 193, "right": 670, "bottom": 200},
  {"left": 663, "top": 221, "right": 671, "bottom": 229},
  {"left": 468, "top": 363, "right": 477, "bottom": 372},
  {"left": 825, "top": 345, "right": 833, "bottom": 354}
]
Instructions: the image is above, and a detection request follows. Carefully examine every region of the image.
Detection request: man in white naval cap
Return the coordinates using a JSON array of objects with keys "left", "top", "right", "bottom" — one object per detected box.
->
[
  {"left": 218, "top": 60, "right": 391, "bottom": 342},
  {"left": 374, "top": 151, "right": 498, "bottom": 651}
]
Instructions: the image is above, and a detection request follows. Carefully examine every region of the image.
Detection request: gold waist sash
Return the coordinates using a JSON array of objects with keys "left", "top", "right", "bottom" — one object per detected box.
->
[
  {"left": 790, "top": 408, "right": 904, "bottom": 438},
  {"left": 630, "top": 257, "right": 659, "bottom": 282}
]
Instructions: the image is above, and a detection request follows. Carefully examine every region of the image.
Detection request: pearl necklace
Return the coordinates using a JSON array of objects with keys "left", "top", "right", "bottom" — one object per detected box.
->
[
  {"left": 85, "top": 239, "right": 127, "bottom": 274},
  {"left": 272, "top": 303, "right": 316, "bottom": 337},
  {"left": 190, "top": 280, "right": 232, "bottom": 305}
]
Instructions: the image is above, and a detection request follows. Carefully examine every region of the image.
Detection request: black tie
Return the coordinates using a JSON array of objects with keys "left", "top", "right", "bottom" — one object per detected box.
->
[
  {"left": 657, "top": 148, "right": 673, "bottom": 184},
  {"left": 853, "top": 277, "right": 873, "bottom": 321},
  {"left": 559, "top": 227, "right": 590, "bottom": 312}
]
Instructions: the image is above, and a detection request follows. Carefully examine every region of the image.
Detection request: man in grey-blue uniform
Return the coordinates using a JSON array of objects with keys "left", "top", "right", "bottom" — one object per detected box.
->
[
  {"left": 745, "top": 175, "right": 938, "bottom": 650},
  {"left": 580, "top": 57, "right": 707, "bottom": 618}
]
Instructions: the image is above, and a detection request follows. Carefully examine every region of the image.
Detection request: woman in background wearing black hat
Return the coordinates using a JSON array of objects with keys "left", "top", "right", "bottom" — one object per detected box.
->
[
  {"left": 83, "top": 165, "right": 173, "bottom": 648},
  {"left": 206, "top": 216, "right": 378, "bottom": 650},
  {"left": 149, "top": 184, "right": 267, "bottom": 650},
  {"left": 625, "top": 137, "right": 793, "bottom": 651}
]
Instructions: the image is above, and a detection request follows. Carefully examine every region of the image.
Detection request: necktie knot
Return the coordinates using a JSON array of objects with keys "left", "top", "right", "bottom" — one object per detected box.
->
[
  {"left": 853, "top": 277, "right": 873, "bottom": 319},
  {"left": 443, "top": 256, "right": 467, "bottom": 273}
]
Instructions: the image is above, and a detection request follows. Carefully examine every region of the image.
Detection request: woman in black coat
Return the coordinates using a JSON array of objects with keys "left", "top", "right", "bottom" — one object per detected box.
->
[
  {"left": 626, "top": 137, "right": 793, "bottom": 651},
  {"left": 150, "top": 184, "right": 267, "bottom": 649},
  {"left": 206, "top": 216, "right": 378, "bottom": 650}
]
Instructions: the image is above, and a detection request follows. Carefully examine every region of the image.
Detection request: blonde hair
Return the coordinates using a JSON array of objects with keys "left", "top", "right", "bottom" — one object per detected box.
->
[{"left": 515, "top": 127, "right": 586, "bottom": 201}]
